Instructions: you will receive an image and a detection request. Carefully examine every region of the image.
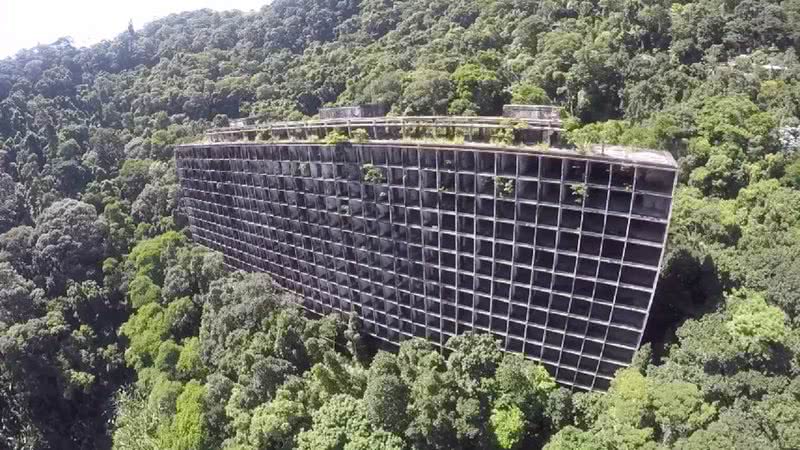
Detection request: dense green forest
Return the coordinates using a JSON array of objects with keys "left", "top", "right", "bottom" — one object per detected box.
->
[{"left": 2, "top": 0, "right": 800, "bottom": 448}]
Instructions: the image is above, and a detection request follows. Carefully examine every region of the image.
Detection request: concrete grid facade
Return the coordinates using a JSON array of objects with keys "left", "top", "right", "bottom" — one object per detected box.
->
[{"left": 176, "top": 142, "right": 676, "bottom": 390}]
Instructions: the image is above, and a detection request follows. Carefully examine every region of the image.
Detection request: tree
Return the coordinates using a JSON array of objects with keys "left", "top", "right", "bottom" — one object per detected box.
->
[
  {"left": 159, "top": 381, "right": 208, "bottom": 450},
  {"left": 509, "top": 82, "right": 550, "bottom": 105},
  {"left": 0, "top": 225, "right": 35, "bottom": 280},
  {"left": 247, "top": 397, "right": 307, "bottom": 450},
  {"left": 32, "top": 199, "right": 106, "bottom": 295},
  {"left": 0, "top": 174, "right": 26, "bottom": 234},
  {"left": 0, "top": 262, "right": 38, "bottom": 326},
  {"left": 450, "top": 63, "right": 506, "bottom": 115},
  {"left": 446, "top": 332, "right": 504, "bottom": 392},
  {"left": 400, "top": 70, "right": 453, "bottom": 115},
  {"left": 296, "top": 394, "right": 403, "bottom": 450},
  {"left": 363, "top": 373, "right": 410, "bottom": 435},
  {"left": 725, "top": 290, "right": 787, "bottom": 355},
  {"left": 82, "top": 128, "right": 125, "bottom": 180},
  {"left": 651, "top": 381, "right": 716, "bottom": 445},
  {"left": 118, "top": 160, "right": 154, "bottom": 202},
  {"left": 491, "top": 405, "right": 526, "bottom": 449}
]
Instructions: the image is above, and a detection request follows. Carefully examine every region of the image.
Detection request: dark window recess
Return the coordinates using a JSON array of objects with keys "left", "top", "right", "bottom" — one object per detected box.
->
[
  {"left": 558, "top": 232, "right": 579, "bottom": 252},
  {"left": 533, "top": 271, "right": 552, "bottom": 289},
  {"left": 499, "top": 154, "right": 517, "bottom": 175},
  {"left": 582, "top": 212, "right": 605, "bottom": 233},
  {"left": 629, "top": 219, "right": 666, "bottom": 243},
  {"left": 540, "top": 183, "right": 561, "bottom": 203},
  {"left": 542, "top": 158, "right": 562, "bottom": 179},
  {"left": 586, "top": 188, "right": 607, "bottom": 210},
  {"left": 556, "top": 255, "right": 577, "bottom": 273},
  {"left": 579, "top": 236, "right": 602, "bottom": 256},
  {"left": 620, "top": 265, "right": 656, "bottom": 288},
  {"left": 611, "top": 165, "right": 634, "bottom": 188},
  {"left": 570, "top": 299, "right": 591, "bottom": 317},
  {"left": 598, "top": 262, "right": 621, "bottom": 281},
  {"left": 536, "top": 229, "right": 556, "bottom": 248},
  {"left": 561, "top": 209, "right": 582, "bottom": 230},
  {"left": 615, "top": 288, "right": 651, "bottom": 310},
  {"left": 564, "top": 160, "right": 586, "bottom": 182},
  {"left": 636, "top": 168, "right": 674, "bottom": 194},
  {"left": 588, "top": 162, "right": 610, "bottom": 185},
  {"left": 520, "top": 156, "right": 539, "bottom": 177},
  {"left": 609, "top": 308, "right": 644, "bottom": 332},
  {"left": 518, "top": 203, "right": 536, "bottom": 222},
  {"left": 625, "top": 243, "right": 661, "bottom": 266},
  {"left": 534, "top": 251, "right": 554, "bottom": 269},
  {"left": 519, "top": 181, "right": 538, "bottom": 200},
  {"left": 633, "top": 194, "right": 670, "bottom": 220}
]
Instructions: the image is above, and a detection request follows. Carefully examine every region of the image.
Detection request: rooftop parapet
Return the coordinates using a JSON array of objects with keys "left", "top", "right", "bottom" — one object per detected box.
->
[
  {"left": 202, "top": 106, "right": 679, "bottom": 170},
  {"left": 503, "top": 104, "right": 562, "bottom": 121},
  {"left": 319, "top": 104, "right": 387, "bottom": 119},
  {"left": 206, "top": 113, "right": 564, "bottom": 147}
]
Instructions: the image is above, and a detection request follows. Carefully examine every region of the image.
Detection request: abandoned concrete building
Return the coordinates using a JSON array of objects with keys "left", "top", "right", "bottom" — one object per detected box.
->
[{"left": 175, "top": 106, "right": 677, "bottom": 390}]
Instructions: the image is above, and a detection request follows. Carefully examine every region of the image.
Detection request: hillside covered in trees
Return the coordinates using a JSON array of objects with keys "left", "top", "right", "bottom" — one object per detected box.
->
[{"left": 3, "top": 0, "right": 800, "bottom": 448}]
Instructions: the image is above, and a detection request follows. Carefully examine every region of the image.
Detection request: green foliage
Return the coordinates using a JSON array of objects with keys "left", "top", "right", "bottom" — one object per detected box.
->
[
  {"left": 492, "top": 127, "right": 515, "bottom": 145},
  {"left": 491, "top": 405, "right": 526, "bottom": 450},
  {"left": 121, "top": 302, "right": 170, "bottom": 370},
  {"left": 451, "top": 62, "right": 506, "bottom": 115},
  {"left": 296, "top": 394, "right": 403, "bottom": 450},
  {"left": 566, "top": 120, "right": 657, "bottom": 150},
  {"left": 247, "top": 397, "right": 306, "bottom": 450},
  {"left": 0, "top": 261, "right": 38, "bottom": 325},
  {"left": 651, "top": 382, "right": 716, "bottom": 445},
  {"left": 163, "top": 381, "right": 208, "bottom": 450},
  {"left": 399, "top": 69, "right": 452, "bottom": 115},
  {"left": 363, "top": 373, "right": 410, "bottom": 435},
  {"left": 570, "top": 183, "right": 588, "bottom": 204},
  {"left": 496, "top": 177, "right": 514, "bottom": 198},
  {"left": 361, "top": 164, "right": 385, "bottom": 184},
  {"left": 155, "top": 340, "right": 182, "bottom": 375},
  {"left": 112, "top": 389, "right": 166, "bottom": 450},
  {"left": 126, "top": 231, "right": 185, "bottom": 282},
  {"left": 725, "top": 290, "right": 787, "bottom": 354},
  {"left": 350, "top": 128, "right": 369, "bottom": 143},
  {"left": 32, "top": 199, "right": 107, "bottom": 295},
  {"left": 322, "top": 130, "right": 349, "bottom": 145},
  {"left": 510, "top": 83, "right": 549, "bottom": 105},
  {"left": 176, "top": 337, "right": 204, "bottom": 380},
  {"left": 129, "top": 275, "right": 162, "bottom": 308},
  {"left": 0, "top": 173, "right": 26, "bottom": 234}
]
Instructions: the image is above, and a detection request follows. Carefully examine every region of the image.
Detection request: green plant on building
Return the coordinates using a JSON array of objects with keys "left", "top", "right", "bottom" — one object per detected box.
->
[
  {"left": 362, "top": 164, "right": 385, "bottom": 184},
  {"left": 492, "top": 127, "right": 515, "bottom": 145},
  {"left": 351, "top": 128, "right": 369, "bottom": 143},
  {"left": 571, "top": 183, "right": 588, "bottom": 204},
  {"left": 492, "top": 119, "right": 528, "bottom": 146},
  {"left": 323, "top": 129, "right": 349, "bottom": 144},
  {"left": 533, "top": 141, "right": 550, "bottom": 151},
  {"left": 298, "top": 162, "right": 310, "bottom": 177},
  {"left": 496, "top": 177, "right": 515, "bottom": 198},
  {"left": 574, "top": 140, "right": 591, "bottom": 155}
]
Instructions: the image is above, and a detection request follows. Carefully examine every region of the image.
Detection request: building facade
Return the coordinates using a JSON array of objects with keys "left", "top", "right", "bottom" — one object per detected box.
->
[{"left": 176, "top": 141, "right": 676, "bottom": 390}]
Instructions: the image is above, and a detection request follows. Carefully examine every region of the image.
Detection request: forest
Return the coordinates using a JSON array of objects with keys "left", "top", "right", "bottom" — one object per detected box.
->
[{"left": 2, "top": 0, "right": 800, "bottom": 448}]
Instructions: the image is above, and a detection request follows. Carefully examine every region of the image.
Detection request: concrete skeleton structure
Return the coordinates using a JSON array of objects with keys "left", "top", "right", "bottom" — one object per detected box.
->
[{"left": 175, "top": 108, "right": 677, "bottom": 390}]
